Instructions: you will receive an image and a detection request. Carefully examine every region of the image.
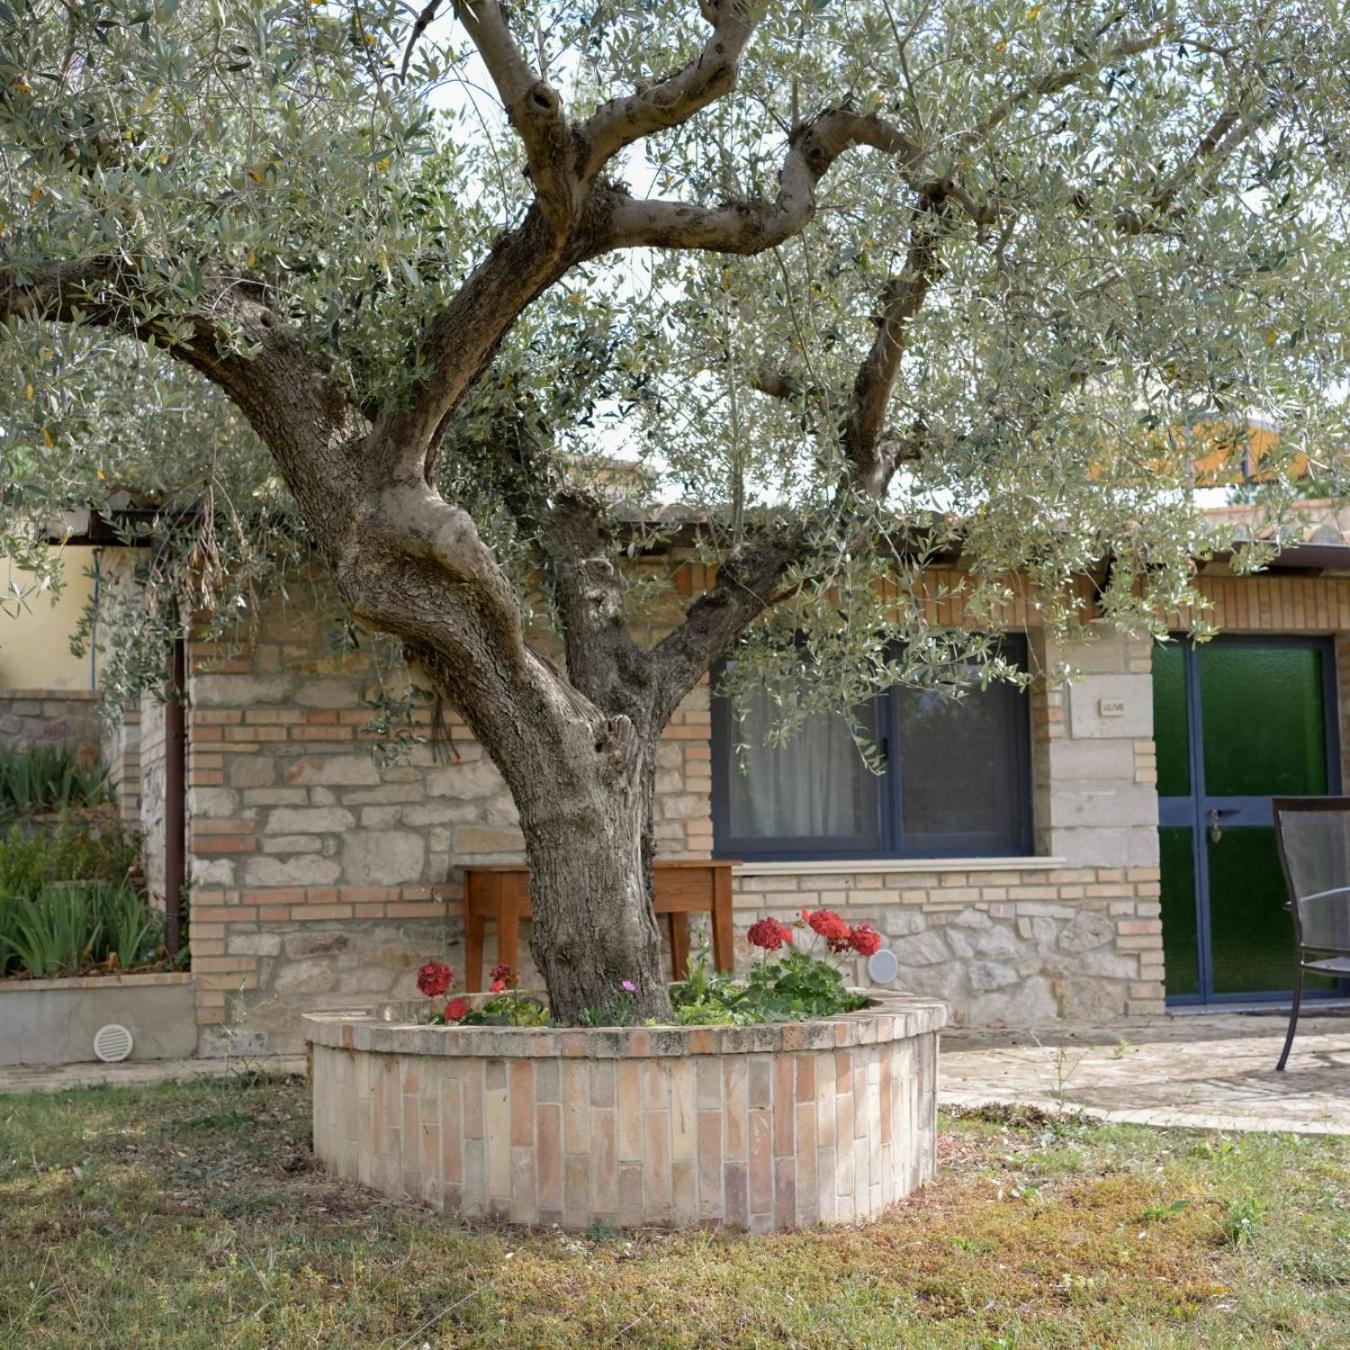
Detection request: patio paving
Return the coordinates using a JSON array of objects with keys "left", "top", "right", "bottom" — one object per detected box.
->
[{"left": 940, "top": 1011, "right": 1350, "bottom": 1135}]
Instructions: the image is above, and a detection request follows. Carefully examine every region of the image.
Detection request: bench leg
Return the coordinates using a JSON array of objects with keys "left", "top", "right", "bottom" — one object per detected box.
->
[
  {"left": 464, "top": 909, "right": 486, "bottom": 993},
  {"left": 1276, "top": 963, "right": 1304, "bottom": 1072},
  {"left": 667, "top": 912, "right": 691, "bottom": 981},
  {"left": 711, "top": 870, "right": 735, "bottom": 973},
  {"left": 498, "top": 902, "right": 521, "bottom": 978}
]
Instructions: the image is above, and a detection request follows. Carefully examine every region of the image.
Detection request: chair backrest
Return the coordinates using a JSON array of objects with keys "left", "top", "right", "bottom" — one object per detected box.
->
[{"left": 1273, "top": 797, "right": 1350, "bottom": 955}]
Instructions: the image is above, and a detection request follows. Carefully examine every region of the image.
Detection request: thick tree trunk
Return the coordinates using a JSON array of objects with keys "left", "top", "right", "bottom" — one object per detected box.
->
[
  {"left": 523, "top": 742, "right": 671, "bottom": 1024},
  {"left": 406, "top": 639, "right": 673, "bottom": 1024}
]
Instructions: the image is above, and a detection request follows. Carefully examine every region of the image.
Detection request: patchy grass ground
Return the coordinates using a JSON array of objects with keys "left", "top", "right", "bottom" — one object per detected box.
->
[{"left": 1, "top": 1074, "right": 1346, "bottom": 1347}]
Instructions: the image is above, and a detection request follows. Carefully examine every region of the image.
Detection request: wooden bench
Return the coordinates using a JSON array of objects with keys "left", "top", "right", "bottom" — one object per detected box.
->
[{"left": 461, "top": 860, "right": 737, "bottom": 992}]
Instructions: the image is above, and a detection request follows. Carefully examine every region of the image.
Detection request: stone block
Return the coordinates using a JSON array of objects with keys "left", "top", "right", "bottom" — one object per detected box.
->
[
  {"left": 1066, "top": 674, "right": 1152, "bottom": 739},
  {"left": 193, "top": 674, "right": 294, "bottom": 706},
  {"left": 294, "top": 678, "right": 360, "bottom": 709},
  {"left": 243, "top": 854, "right": 343, "bottom": 887},
  {"left": 1057, "top": 978, "right": 1129, "bottom": 1020},
  {"left": 1055, "top": 828, "right": 1160, "bottom": 869},
  {"left": 892, "top": 930, "right": 948, "bottom": 966},
  {"left": 283, "top": 755, "right": 382, "bottom": 786},
  {"left": 229, "top": 756, "right": 277, "bottom": 788},
  {"left": 425, "top": 761, "right": 505, "bottom": 799},
  {"left": 454, "top": 825, "right": 526, "bottom": 855},
  {"left": 968, "top": 960, "right": 1020, "bottom": 992},
  {"left": 1057, "top": 910, "right": 1117, "bottom": 953},
  {"left": 881, "top": 909, "right": 926, "bottom": 938},
  {"left": 1048, "top": 782, "right": 1158, "bottom": 829},
  {"left": 342, "top": 830, "right": 427, "bottom": 885},
  {"left": 191, "top": 858, "right": 237, "bottom": 886},
  {"left": 287, "top": 930, "right": 352, "bottom": 956},
  {"left": 272, "top": 957, "right": 338, "bottom": 993},
  {"left": 968, "top": 976, "right": 1058, "bottom": 1025},
  {"left": 262, "top": 835, "right": 325, "bottom": 854},
  {"left": 266, "top": 806, "right": 357, "bottom": 834},
  {"left": 1045, "top": 739, "right": 1138, "bottom": 782},
  {"left": 189, "top": 786, "right": 241, "bottom": 818},
  {"left": 402, "top": 801, "right": 483, "bottom": 827},
  {"left": 970, "top": 926, "right": 1020, "bottom": 959},
  {"left": 228, "top": 930, "right": 284, "bottom": 956}
]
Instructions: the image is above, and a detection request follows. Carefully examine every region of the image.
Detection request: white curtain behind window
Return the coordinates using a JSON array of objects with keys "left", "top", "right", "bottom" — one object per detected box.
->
[{"left": 727, "top": 684, "right": 872, "bottom": 840}]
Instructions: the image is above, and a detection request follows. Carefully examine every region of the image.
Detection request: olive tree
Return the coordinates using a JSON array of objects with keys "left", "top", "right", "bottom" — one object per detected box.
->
[{"left": 2, "top": 0, "right": 1347, "bottom": 1020}]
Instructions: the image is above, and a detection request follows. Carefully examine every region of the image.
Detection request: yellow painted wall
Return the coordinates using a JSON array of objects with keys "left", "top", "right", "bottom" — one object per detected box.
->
[{"left": 0, "top": 547, "right": 101, "bottom": 691}]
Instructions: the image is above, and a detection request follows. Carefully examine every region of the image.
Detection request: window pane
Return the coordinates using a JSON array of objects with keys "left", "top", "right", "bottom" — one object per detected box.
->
[
  {"left": 896, "top": 670, "right": 1028, "bottom": 852},
  {"left": 1198, "top": 644, "right": 1328, "bottom": 797},
  {"left": 725, "top": 685, "right": 879, "bottom": 844},
  {"left": 1151, "top": 640, "right": 1191, "bottom": 798}
]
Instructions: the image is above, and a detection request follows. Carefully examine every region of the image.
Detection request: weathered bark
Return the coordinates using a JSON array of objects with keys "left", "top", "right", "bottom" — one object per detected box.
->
[
  {"left": 406, "top": 635, "right": 673, "bottom": 1023},
  {"left": 522, "top": 735, "right": 671, "bottom": 1022}
]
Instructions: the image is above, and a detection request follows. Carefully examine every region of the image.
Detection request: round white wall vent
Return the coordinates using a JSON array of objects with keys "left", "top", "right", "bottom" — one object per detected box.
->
[
  {"left": 93, "top": 1023, "right": 134, "bottom": 1063},
  {"left": 866, "top": 948, "right": 899, "bottom": 985}
]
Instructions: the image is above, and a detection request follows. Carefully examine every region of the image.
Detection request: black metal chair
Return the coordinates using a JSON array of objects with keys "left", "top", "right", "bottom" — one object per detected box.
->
[{"left": 1272, "top": 797, "right": 1350, "bottom": 1071}]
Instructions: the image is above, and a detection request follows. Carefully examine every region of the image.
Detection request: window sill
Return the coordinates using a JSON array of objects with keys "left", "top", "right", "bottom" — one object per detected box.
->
[{"left": 731, "top": 856, "right": 1066, "bottom": 878}]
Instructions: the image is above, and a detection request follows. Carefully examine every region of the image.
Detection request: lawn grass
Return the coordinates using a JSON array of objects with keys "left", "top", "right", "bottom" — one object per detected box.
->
[{"left": 1, "top": 1073, "right": 1346, "bottom": 1347}]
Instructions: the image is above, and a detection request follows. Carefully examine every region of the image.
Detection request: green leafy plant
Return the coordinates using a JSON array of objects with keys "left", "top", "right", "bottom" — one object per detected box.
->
[
  {"left": 99, "top": 884, "right": 167, "bottom": 971},
  {"left": 417, "top": 960, "right": 553, "bottom": 1027},
  {"left": 0, "top": 882, "right": 167, "bottom": 978},
  {"left": 1221, "top": 1194, "right": 1268, "bottom": 1248},
  {"left": 0, "top": 744, "right": 109, "bottom": 818},
  {"left": 468, "top": 991, "right": 552, "bottom": 1027},
  {"left": 2, "top": 887, "right": 99, "bottom": 978},
  {"left": 669, "top": 911, "right": 876, "bottom": 1025},
  {"left": 0, "top": 813, "right": 141, "bottom": 900}
]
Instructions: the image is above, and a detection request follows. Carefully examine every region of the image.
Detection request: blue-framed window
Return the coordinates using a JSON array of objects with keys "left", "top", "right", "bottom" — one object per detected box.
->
[{"left": 710, "top": 637, "right": 1033, "bottom": 861}]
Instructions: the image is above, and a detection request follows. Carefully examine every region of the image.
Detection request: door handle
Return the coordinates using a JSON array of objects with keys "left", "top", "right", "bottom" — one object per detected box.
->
[{"left": 1208, "top": 808, "right": 1239, "bottom": 843}]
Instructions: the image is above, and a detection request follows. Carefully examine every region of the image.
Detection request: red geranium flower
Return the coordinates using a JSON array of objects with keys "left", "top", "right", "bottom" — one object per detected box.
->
[
  {"left": 489, "top": 962, "right": 516, "bottom": 990},
  {"left": 849, "top": 923, "right": 882, "bottom": 957},
  {"left": 444, "top": 997, "right": 469, "bottom": 1022},
  {"left": 802, "top": 908, "right": 853, "bottom": 953},
  {"left": 489, "top": 978, "right": 505, "bottom": 993},
  {"left": 747, "top": 917, "right": 794, "bottom": 951},
  {"left": 417, "top": 959, "right": 452, "bottom": 999}
]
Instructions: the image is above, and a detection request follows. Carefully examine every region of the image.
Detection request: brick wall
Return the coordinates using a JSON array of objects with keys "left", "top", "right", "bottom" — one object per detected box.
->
[{"left": 182, "top": 585, "right": 715, "bottom": 1054}]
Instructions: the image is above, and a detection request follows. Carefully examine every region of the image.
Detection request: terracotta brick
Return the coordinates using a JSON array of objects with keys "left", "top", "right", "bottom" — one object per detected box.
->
[
  {"left": 748, "top": 1109, "right": 773, "bottom": 1217},
  {"left": 509, "top": 1062, "right": 534, "bottom": 1147}
]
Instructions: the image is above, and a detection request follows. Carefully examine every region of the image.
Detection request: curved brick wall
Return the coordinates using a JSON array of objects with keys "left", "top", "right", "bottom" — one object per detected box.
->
[{"left": 307, "top": 992, "right": 946, "bottom": 1231}]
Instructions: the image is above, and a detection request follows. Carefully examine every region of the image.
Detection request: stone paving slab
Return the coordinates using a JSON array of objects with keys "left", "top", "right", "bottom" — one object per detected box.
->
[
  {"left": 0, "top": 1055, "right": 307, "bottom": 1095},
  {"left": 940, "top": 1014, "right": 1350, "bottom": 1135}
]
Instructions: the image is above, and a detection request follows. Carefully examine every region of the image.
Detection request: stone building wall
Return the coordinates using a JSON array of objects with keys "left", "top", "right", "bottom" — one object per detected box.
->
[
  {"left": 138, "top": 692, "right": 172, "bottom": 905},
  {"left": 181, "top": 563, "right": 1350, "bottom": 1054},
  {"left": 100, "top": 702, "right": 141, "bottom": 828},
  {"left": 183, "top": 584, "right": 714, "bottom": 1054},
  {"left": 0, "top": 689, "right": 102, "bottom": 761}
]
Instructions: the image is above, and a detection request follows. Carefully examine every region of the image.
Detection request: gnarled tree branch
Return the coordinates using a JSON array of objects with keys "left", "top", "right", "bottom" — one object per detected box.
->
[
  {"left": 580, "top": 0, "right": 758, "bottom": 180},
  {"left": 456, "top": 0, "right": 575, "bottom": 235},
  {"left": 842, "top": 195, "right": 950, "bottom": 495},
  {"left": 601, "top": 110, "right": 923, "bottom": 255}
]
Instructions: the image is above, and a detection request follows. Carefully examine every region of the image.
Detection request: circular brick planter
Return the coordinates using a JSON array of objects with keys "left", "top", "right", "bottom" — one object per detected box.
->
[{"left": 305, "top": 991, "right": 946, "bottom": 1231}]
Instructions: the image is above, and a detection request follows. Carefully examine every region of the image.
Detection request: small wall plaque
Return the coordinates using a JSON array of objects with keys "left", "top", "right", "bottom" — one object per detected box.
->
[{"left": 1098, "top": 698, "right": 1127, "bottom": 718}]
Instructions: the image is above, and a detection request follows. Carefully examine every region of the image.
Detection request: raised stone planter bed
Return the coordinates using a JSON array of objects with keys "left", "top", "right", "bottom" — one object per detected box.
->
[
  {"left": 305, "top": 990, "right": 946, "bottom": 1231},
  {"left": 0, "top": 972, "right": 196, "bottom": 1066}
]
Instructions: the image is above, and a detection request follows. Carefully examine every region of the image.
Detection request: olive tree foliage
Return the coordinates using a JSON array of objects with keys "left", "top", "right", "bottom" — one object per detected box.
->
[{"left": 2, "top": 0, "right": 1348, "bottom": 1016}]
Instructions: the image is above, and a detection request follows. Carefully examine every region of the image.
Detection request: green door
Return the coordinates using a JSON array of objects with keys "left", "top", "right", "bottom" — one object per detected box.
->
[{"left": 1153, "top": 637, "right": 1340, "bottom": 1002}]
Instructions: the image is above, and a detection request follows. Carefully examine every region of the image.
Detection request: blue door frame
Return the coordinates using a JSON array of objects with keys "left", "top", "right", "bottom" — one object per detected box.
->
[{"left": 1160, "top": 634, "right": 1343, "bottom": 1006}]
